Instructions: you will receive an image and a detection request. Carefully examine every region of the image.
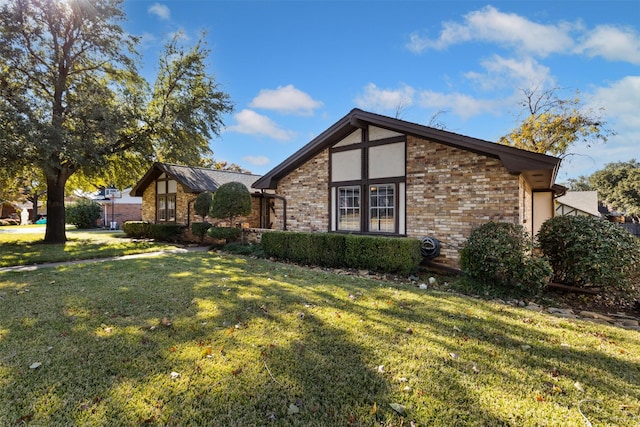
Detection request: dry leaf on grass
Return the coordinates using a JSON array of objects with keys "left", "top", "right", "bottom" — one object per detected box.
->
[{"left": 389, "top": 402, "right": 407, "bottom": 416}]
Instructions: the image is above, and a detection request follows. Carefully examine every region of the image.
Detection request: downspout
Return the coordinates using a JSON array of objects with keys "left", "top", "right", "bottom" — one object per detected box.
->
[
  {"left": 261, "top": 191, "right": 287, "bottom": 231},
  {"left": 187, "top": 198, "right": 197, "bottom": 227}
]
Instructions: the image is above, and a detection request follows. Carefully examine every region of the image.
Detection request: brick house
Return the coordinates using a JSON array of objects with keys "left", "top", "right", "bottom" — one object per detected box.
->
[
  {"left": 95, "top": 187, "right": 142, "bottom": 229},
  {"left": 253, "top": 109, "right": 565, "bottom": 269},
  {"left": 131, "top": 163, "right": 264, "bottom": 229}
]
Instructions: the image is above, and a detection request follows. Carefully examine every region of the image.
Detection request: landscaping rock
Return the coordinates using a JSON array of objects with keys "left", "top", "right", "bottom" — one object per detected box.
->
[
  {"left": 526, "top": 303, "right": 543, "bottom": 312},
  {"left": 548, "top": 307, "right": 575, "bottom": 315},
  {"left": 579, "top": 311, "right": 614, "bottom": 322}
]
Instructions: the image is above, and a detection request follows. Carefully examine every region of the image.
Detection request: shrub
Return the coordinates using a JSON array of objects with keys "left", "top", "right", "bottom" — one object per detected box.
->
[
  {"left": 122, "top": 222, "right": 183, "bottom": 241},
  {"left": 262, "top": 231, "right": 422, "bottom": 274},
  {"left": 537, "top": 215, "right": 640, "bottom": 289},
  {"left": 147, "top": 224, "right": 184, "bottom": 242},
  {"left": 210, "top": 182, "right": 251, "bottom": 226},
  {"left": 208, "top": 226, "right": 242, "bottom": 243},
  {"left": 191, "top": 221, "right": 212, "bottom": 242},
  {"left": 222, "top": 242, "right": 265, "bottom": 257},
  {"left": 345, "top": 234, "right": 422, "bottom": 274},
  {"left": 123, "top": 221, "right": 152, "bottom": 238},
  {"left": 459, "top": 222, "right": 551, "bottom": 295},
  {"left": 65, "top": 198, "right": 102, "bottom": 229},
  {"left": 194, "top": 191, "right": 214, "bottom": 220}
]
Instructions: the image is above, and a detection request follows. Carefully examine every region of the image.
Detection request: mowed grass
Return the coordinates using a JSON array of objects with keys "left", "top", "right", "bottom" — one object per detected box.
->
[
  {"left": 0, "top": 252, "right": 638, "bottom": 426},
  {"left": 0, "top": 228, "right": 176, "bottom": 267}
]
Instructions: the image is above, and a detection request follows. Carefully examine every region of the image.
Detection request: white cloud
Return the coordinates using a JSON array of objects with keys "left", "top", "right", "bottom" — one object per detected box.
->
[
  {"left": 464, "top": 55, "right": 553, "bottom": 91},
  {"left": 226, "top": 109, "right": 296, "bottom": 141},
  {"left": 417, "top": 90, "right": 503, "bottom": 120},
  {"left": 589, "top": 76, "right": 640, "bottom": 129},
  {"left": 562, "top": 76, "right": 640, "bottom": 178},
  {"left": 355, "top": 83, "right": 415, "bottom": 111},
  {"left": 407, "top": 5, "right": 576, "bottom": 57},
  {"left": 243, "top": 155, "right": 270, "bottom": 166},
  {"left": 148, "top": 3, "right": 170, "bottom": 21},
  {"left": 250, "top": 85, "right": 323, "bottom": 115},
  {"left": 576, "top": 25, "right": 640, "bottom": 64}
]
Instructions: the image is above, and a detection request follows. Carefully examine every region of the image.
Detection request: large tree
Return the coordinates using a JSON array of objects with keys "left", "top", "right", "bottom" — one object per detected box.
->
[
  {"left": 499, "top": 86, "right": 612, "bottom": 157},
  {"left": 590, "top": 160, "right": 640, "bottom": 220},
  {"left": 0, "top": 0, "right": 232, "bottom": 243}
]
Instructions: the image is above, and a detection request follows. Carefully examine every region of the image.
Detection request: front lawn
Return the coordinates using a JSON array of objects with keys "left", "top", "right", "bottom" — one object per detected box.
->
[
  {"left": 0, "top": 228, "right": 176, "bottom": 267},
  {"left": 0, "top": 251, "right": 638, "bottom": 426}
]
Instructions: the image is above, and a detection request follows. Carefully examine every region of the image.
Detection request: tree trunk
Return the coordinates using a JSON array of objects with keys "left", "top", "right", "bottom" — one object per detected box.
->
[
  {"left": 30, "top": 194, "right": 39, "bottom": 223},
  {"left": 43, "top": 169, "right": 70, "bottom": 244}
]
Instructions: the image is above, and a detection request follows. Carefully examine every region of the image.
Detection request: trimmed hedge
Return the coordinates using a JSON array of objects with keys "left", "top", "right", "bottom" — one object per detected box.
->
[
  {"left": 207, "top": 226, "right": 242, "bottom": 243},
  {"left": 262, "top": 231, "right": 422, "bottom": 274},
  {"left": 123, "top": 221, "right": 152, "bottom": 238},
  {"left": 123, "top": 221, "right": 184, "bottom": 241},
  {"left": 191, "top": 221, "right": 212, "bottom": 242}
]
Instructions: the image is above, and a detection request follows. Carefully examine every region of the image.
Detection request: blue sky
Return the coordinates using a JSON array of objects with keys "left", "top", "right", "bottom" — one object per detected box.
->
[{"left": 122, "top": 0, "right": 640, "bottom": 182}]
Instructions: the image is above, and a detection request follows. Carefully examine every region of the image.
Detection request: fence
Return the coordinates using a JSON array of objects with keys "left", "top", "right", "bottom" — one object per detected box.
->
[{"left": 620, "top": 223, "right": 640, "bottom": 238}]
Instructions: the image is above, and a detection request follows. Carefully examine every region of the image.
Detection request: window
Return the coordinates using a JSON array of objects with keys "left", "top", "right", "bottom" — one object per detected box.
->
[
  {"left": 369, "top": 184, "right": 395, "bottom": 233},
  {"left": 337, "top": 186, "right": 360, "bottom": 231},
  {"left": 156, "top": 178, "right": 177, "bottom": 222}
]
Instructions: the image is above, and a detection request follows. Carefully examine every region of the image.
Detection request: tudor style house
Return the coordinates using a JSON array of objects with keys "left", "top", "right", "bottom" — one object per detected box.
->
[
  {"left": 131, "top": 163, "right": 264, "bottom": 228},
  {"left": 253, "top": 109, "right": 565, "bottom": 269}
]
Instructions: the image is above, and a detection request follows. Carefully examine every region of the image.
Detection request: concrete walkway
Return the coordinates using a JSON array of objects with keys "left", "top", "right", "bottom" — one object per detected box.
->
[{"left": 0, "top": 246, "right": 210, "bottom": 274}]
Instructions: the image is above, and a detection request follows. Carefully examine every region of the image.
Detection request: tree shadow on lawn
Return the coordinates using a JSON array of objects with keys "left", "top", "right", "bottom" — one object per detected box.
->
[{"left": 0, "top": 252, "right": 637, "bottom": 426}]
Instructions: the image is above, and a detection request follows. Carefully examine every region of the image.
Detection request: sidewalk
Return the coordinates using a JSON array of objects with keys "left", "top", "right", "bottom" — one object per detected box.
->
[{"left": 0, "top": 246, "right": 210, "bottom": 274}]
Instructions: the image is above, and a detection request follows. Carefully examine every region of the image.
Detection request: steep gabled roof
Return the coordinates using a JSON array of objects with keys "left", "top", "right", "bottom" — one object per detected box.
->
[
  {"left": 556, "top": 191, "right": 600, "bottom": 217},
  {"left": 253, "top": 108, "right": 562, "bottom": 191},
  {"left": 131, "top": 163, "right": 262, "bottom": 197}
]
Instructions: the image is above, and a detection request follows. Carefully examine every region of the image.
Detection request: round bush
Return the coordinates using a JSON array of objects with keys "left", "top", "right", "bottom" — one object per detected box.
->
[
  {"left": 537, "top": 215, "right": 640, "bottom": 289},
  {"left": 207, "top": 226, "right": 241, "bottom": 243},
  {"left": 460, "top": 222, "right": 551, "bottom": 295},
  {"left": 194, "top": 191, "right": 214, "bottom": 220},
  {"left": 65, "top": 198, "right": 102, "bottom": 229},
  {"left": 210, "top": 182, "right": 251, "bottom": 226}
]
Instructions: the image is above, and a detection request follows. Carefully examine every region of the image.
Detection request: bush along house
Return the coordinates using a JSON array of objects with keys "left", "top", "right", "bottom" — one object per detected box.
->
[
  {"left": 253, "top": 109, "right": 565, "bottom": 269},
  {"left": 131, "top": 163, "right": 265, "bottom": 231}
]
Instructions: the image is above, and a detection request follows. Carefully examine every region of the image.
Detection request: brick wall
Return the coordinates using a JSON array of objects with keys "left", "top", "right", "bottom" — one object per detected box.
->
[
  {"left": 271, "top": 135, "right": 525, "bottom": 269},
  {"left": 405, "top": 135, "right": 521, "bottom": 268},
  {"left": 274, "top": 148, "right": 330, "bottom": 232},
  {"left": 98, "top": 203, "right": 142, "bottom": 228}
]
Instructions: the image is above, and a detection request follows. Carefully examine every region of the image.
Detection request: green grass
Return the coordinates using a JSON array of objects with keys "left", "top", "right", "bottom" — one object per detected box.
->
[
  {"left": 0, "top": 228, "right": 177, "bottom": 267},
  {"left": 0, "top": 252, "right": 638, "bottom": 426}
]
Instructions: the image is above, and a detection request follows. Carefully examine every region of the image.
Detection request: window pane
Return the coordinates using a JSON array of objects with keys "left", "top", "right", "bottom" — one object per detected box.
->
[
  {"left": 158, "top": 196, "right": 166, "bottom": 221},
  {"left": 167, "top": 195, "right": 176, "bottom": 222},
  {"left": 337, "top": 186, "right": 360, "bottom": 231},
  {"left": 369, "top": 184, "right": 395, "bottom": 233}
]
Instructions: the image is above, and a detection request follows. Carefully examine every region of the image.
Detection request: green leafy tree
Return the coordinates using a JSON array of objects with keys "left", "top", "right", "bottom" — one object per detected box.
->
[
  {"left": 210, "top": 182, "right": 252, "bottom": 227},
  {"left": 590, "top": 160, "right": 640, "bottom": 220},
  {"left": 0, "top": 0, "right": 233, "bottom": 244},
  {"left": 499, "top": 86, "right": 612, "bottom": 157},
  {"left": 564, "top": 175, "right": 594, "bottom": 191},
  {"left": 194, "top": 191, "right": 214, "bottom": 220}
]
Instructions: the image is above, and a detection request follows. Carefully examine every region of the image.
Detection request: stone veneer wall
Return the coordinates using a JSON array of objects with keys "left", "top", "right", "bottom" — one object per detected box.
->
[
  {"left": 141, "top": 184, "right": 156, "bottom": 222},
  {"left": 141, "top": 179, "right": 262, "bottom": 229},
  {"left": 273, "top": 148, "right": 330, "bottom": 232},
  {"left": 405, "top": 135, "right": 521, "bottom": 268}
]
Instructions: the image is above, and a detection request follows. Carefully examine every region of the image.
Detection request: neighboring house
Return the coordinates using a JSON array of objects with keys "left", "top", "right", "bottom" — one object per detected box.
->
[
  {"left": 253, "top": 109, "right": 565, "bottom": 269},
  {"left": 555, "top": 191, "right": 600, "bottom": 217},
  {"left": 131, "top": 163, "right": 264, "bottom": 228},
  {"left": 94, "top": 187, "right": 143, "bottom": 229}
]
